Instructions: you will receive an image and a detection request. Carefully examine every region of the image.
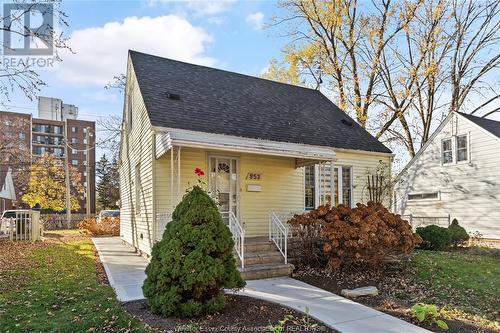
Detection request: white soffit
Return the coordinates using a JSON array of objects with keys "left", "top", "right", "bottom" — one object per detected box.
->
[{"left": 154, "top": 128, "right": 336, "bottom": 160}]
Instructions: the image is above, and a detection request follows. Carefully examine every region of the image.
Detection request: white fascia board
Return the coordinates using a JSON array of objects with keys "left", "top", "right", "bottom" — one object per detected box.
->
[
  {"left": 333, "top": 147, "right": 394, "bottom": 157},
  {"left": 153, "top": 127, "right": 336, "bottom": 160}
]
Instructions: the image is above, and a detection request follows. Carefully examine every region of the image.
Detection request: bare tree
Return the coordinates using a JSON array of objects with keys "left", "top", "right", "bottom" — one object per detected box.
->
[
  {"left": 268, "top": 0, "right": 500, "bottom": 158},
  {"left": 104, "top": 74, "right": 126, "bottom": 91},
  {"left": 0, "top": 0, "right": 70, "bottom": 102},
  {"left": 269, "top": 0, "right": 420, "bottom": 127},
  {"left": 449, "top": 0, "right": 500, "bottom": 116},
  {"left": 97, "top": 115, "right": 122, "bottom": 159}
]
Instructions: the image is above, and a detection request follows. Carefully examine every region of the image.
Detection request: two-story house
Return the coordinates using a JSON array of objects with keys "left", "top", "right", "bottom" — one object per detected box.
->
[{"left": 394, "top": 112, "right": 500, "bottom": 240}]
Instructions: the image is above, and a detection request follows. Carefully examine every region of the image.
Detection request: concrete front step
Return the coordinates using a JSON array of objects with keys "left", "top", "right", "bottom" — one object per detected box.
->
[
  {"left": 238, "top": 263, "right": 294, "bottom": 280},
  {"left": 237, "top": 250, "right": 285, "bottom": 266},
  {"left": 244, "top": 238, "right": 276, "bottom": 253}
]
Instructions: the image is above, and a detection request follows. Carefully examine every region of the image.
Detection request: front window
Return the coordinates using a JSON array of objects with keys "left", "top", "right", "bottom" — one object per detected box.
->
[
  {"left": 456, "top": 135, "right": 468, "bottom": 162},
  {"left": 441, "top": 139, "right": 453, "bottom": 164},
  {"left": 304, "top": 165, "right": 315, "bottom": 210}
]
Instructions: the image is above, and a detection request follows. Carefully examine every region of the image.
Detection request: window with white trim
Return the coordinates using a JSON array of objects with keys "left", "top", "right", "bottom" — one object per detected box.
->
[
  {"left": 441, "top": 138, "right": 453, "bottom": 164},
  {"left": 304, "top": 165, "right": 315, "bottom": 210},
  {"left": 456, "top": 134, "right": 468, "bottom": 162}
]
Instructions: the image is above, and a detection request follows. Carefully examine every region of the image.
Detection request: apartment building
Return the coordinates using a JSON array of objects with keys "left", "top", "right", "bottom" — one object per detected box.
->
[{"left": 0, "top": 97, "right": 95, "bottom": 214}]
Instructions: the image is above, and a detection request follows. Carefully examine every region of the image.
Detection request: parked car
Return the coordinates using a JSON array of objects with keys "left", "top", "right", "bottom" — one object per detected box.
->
[
  {"left": 0, "top": 210, "right": 31, "bottom": 236},
  {"left": 96, "top": 210, "right": 120, "bottom": 224}
]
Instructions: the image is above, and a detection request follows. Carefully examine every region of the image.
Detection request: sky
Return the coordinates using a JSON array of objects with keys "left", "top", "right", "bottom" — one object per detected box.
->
[
  {"left": 2, "top": 0, "right": 286, "bottom": 155},
  {"left": 2, "top": 0, "right": 498, "bottom": 167}
]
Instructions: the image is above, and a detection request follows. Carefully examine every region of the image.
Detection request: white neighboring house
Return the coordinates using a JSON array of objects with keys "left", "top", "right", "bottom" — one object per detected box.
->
[
  {"left": 394, "top": 112, "right": 500, "bottom": 240},
  {"left": 0, "top": 167, "right": 16, "bottom": 213}
]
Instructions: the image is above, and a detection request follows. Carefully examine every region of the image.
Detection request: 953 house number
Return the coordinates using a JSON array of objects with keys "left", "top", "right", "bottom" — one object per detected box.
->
[{"left": 246, "top": 173, "right": 262, "bottom": 180}]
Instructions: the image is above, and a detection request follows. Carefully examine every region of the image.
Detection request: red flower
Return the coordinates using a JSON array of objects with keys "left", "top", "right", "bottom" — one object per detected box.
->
[{"left": 194, "top": 167, "right": 205, "bottom": 176}]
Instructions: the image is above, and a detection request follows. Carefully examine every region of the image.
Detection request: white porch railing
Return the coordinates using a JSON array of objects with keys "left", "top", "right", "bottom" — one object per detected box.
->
[
  {"left": 0, "top": 210, "right": 42, "bottom": 241},
  {"left": 268, "top": 210, "right": 306, "bottom": 264},
  {"left": 268, "top": 211, "right": 289, "bottom": 264},
  {"left": 222, "top": 211, "right": 245, "bottom": 268}
]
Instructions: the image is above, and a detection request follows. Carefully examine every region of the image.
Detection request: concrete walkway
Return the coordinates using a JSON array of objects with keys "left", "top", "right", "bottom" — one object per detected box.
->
[
  {"left": 231, "top": 278, "right": 430, "bottom": 333},
  {"left": 93, "top": 237, "right": 147, "bottom": 302},
  {"left": 93, "top": 237, "right": 430, "bottom": 333}
]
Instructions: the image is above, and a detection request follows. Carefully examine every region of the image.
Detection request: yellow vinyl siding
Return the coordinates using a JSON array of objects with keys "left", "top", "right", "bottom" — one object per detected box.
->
[
  {"left": 119, "top": 59, "right": 155, "bottom": 255},
  {"left": 334, "top": 151, "right": 392, "bottom": 206},
  {"left": 239, "top": 154, "right": 303, "bottom": 236},
  {"left": 154, "top": 148, "right": 304, "bottom": 237}
]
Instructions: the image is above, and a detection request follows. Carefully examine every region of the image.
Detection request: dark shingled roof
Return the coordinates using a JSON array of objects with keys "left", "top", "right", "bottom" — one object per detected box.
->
[
  {"left": 458, "top": 112, "right": 500, "bottom": 139},
  {"left": 129, "top": 50, "right": 391, "bottom": 154}
]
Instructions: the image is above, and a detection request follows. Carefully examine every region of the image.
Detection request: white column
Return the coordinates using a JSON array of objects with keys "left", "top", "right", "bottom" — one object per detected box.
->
[{"left": 170, "top": 147, "right": 174, "bottom": 210}]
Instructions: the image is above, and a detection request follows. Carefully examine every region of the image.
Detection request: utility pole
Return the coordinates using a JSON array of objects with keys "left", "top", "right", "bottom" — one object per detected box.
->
[
  {"left": 64, "top": 120, "right": 72, "bottom": 228},
  {"left": 85, "top": 127, "right": 91, "bottom": 216}
]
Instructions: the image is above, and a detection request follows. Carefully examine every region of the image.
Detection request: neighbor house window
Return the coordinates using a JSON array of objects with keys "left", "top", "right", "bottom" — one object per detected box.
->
[
  {"left": 456, "top": 135, "right": 468, "bottom": 162},
  {"left": 304, "top": 165, "right": 315, "bottom": 210},
  {"left": 135, "top": 163, "right": 141, "bottom": 214},
  {"left": 72, "top": 160, "right": 78, "bottom": 166},
  {"left": 408, "top": 192, "right": 439, "bottom": 201},
  {"left": 71, "top": 126, "right": 77, "bottom": 133},
  {"left": 441, "top": 138, "right": 453, "bottom": 164}
]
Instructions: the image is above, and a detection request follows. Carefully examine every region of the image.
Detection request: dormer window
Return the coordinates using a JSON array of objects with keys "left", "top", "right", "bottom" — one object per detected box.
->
[{"left": 441, "top": 138, "right": 453, "bottom": 164}]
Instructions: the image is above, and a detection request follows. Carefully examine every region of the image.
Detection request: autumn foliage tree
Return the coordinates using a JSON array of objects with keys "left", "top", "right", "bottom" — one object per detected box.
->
[
  {"left": 22, "top": 153, "right": 84, "bottom": 212},
  {"left": 267, "top": 0, "right": 500, "bottom": 159}
]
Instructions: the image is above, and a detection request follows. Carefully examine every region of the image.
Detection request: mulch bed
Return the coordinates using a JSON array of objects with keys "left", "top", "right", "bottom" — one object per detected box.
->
[
  {"left": 123, "top": 295, "right": 337, "bottom": 333},
  {"left": 294, "top": 267, "right": 498, "bottom": 333}
]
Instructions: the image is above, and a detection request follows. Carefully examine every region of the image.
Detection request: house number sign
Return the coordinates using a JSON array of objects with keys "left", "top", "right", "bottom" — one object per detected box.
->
[{"left": 246, "top": 172, "right": 262, "bottom": 180}]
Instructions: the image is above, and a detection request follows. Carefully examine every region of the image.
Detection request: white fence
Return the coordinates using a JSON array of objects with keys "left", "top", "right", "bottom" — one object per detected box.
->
[
  {"left": 402, "top": 214, "right": 451, "bottom": 229},
  {"left": 0, "top": 210, "right": 43, "bottom": 241}
]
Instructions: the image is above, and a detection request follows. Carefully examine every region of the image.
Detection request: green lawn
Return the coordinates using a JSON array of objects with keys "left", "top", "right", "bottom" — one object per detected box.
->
[
  {"left": 410, "top": 250, "right": 500, "bottom": 321},
  {"left": 0, "top": 234, "right": 149, "bottom": 332}
]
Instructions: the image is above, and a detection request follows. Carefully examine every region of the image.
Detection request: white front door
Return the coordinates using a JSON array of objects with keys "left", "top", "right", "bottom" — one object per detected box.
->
[{"left": 209, "top": 156, "right": 239, "bottom": 223}]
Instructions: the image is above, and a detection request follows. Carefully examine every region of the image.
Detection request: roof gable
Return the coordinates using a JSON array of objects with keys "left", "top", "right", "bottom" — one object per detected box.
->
[
  {"left": 129, "top": 50, "right": 391, "bottom": 154},
  {"left": 457, "top": 112, "right": 500, "bottom": 139},
  {"left": 396, "top": 111, "right": 500, "bottom": 180}
]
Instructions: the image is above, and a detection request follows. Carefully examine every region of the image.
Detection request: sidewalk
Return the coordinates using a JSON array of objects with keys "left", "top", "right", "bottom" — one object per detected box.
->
[
  {"left": 93, "top": 237, "right": 147, "bottom": 302},
  {"left": 230, "top": 278, "right": 430, "bottom": 333},
  {"left": 93, "top": 237, "right": 430, "bottom": 333}
]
